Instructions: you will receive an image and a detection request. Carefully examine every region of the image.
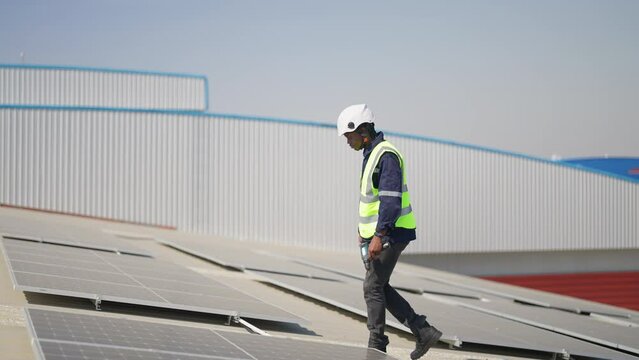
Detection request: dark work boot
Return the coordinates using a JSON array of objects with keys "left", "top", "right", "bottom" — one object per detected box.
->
[
  {"left": 367, "top": 333, "right": 389, "bottom": 353},
  {"left": 408, "top": 315, "right": 442, "bottom": 360}
]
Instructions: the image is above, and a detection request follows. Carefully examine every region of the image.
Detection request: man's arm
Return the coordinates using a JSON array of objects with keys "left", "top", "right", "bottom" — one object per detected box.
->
[
  {"left": 368, "top": 152, "right": 403, "bottom": 259},
  {"left": 376, "top": 152, "right": 403, "bottom": 234}
]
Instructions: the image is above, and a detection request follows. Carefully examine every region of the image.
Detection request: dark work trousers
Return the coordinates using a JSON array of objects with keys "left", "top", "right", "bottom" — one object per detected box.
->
[{"left": 363, "top": 241, "right": 419, "bottom": 346}]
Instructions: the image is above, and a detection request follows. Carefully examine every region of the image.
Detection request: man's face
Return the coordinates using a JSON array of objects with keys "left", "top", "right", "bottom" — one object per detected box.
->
[{"left": 344, "top": 131, "right": 365, "bottom": 151}]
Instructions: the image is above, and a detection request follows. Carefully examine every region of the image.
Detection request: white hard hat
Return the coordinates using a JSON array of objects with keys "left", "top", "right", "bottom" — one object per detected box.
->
[{"left": 337, "top": 104, "right": 375, "bottom": 136}]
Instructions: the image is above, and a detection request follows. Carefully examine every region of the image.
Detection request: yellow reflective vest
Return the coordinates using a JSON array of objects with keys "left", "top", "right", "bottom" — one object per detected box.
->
[{"left": 358, "top": 140, "right": 416, "bottom": 239}]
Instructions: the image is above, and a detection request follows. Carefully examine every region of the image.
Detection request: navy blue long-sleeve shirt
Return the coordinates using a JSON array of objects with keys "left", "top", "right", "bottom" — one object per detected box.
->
[{"left": 361, "top": 132, "right": 416, "bottom": 242}]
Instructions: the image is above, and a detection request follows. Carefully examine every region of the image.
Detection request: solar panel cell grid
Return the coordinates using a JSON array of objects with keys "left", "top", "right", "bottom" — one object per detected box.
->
[
  {"left": 4, "top": 251, "right": 119, "bottom": 273},
  {"left": 221, "top": 332, "right": 389, "bottom": 360},
  {"left": 39, "top": 342, "right": 218, "bottom": 360},
  {"left": 30, "top": 310, "right": 252, "bottom": 359},
  {"left": 14, "top": 272, "right": 165, "bottom": 302},
  {"left": 132, "top": 276, "right": 231, "bottom": 295},
  {"left": 10, "top": 261, "right": 139, "bottom": 285}
]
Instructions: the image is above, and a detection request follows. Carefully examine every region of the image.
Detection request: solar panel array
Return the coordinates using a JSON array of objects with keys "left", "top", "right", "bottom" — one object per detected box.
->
[
  {"left": 257, "top": 270, "right": 638, "bottom": 360},
  {"left": 1, "top": 237, "right": 303, "bottom": 324},
  {"left": 26, "top": 308, "right": 392, "bottom": 360},
  {"left": 291, "top": 249, "right": 639, "bottom": 317},
  {"left": 162, "top": 236, "right": 639, "bottom": 359},
  {"left": 3, "top": 211, "right": 637, "bottom": 360},
  {"left": 160, "top": 237, "right": 483, "bottom": 299}
]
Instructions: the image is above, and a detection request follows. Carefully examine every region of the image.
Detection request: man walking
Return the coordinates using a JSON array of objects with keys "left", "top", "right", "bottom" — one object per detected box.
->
[{"left": 337, "top": 104, "right": 442, "bottom": 359}]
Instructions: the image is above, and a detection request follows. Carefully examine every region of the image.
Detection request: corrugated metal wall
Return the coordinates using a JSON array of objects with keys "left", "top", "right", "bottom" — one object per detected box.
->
[
  {"left": 2, "top": 107, "right": 637, "bottom": 254},
  {"left": 0, "top": 65, "right": 207, "bottom": 111}
]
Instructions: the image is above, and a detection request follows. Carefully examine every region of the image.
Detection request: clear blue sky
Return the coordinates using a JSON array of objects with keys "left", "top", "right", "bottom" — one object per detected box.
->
[{"left": 1, "top": 0, "right": 637, "bottom": 158}]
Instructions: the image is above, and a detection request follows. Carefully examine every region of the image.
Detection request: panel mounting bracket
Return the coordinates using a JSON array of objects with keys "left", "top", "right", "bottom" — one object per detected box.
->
[
  {"left": 225, "top": 312, "right": 239, "bottom": 326},
  {"left": 553, "top": 349, "right": 570, "bottom": 360},
  {"left": 91, "top": 296, "right": 102, "bottom": 311},
  {"left": 441, "top": 336, "right": 461, "bottom": 349}
]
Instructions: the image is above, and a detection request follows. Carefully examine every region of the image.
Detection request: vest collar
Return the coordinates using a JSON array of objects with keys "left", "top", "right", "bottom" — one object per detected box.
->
[{"left": 363, "top": 131, "right": 385, "bottom": 159}]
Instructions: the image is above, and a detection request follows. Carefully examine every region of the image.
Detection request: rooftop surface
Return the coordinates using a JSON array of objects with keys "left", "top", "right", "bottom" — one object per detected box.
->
[{"left": 1, "top": 206, "right": 637, "bottom": 360}]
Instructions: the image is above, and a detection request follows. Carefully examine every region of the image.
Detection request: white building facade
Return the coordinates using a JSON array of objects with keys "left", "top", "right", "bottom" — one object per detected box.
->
[{"left": 1, "top": 65, "right": 637, "bottom": 267}]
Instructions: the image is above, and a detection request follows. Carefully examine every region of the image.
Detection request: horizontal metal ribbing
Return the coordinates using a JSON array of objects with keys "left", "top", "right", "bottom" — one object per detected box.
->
[
  {"left": 1, "top": 106, "right": 637, "bottom": 254},
  {"left": 0, "top": 67, "right": 207, "bottom": 111}
]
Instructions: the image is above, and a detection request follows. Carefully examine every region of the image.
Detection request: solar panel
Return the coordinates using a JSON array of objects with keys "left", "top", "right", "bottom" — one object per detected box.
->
[
  {"left": 159, "top": 238, "right": 342, "bottom": 281},
  {"left": 395, "top": 264, "right": 639, "bottom": 318},
  {"left": 452, "top": 295, "right": 639, "bottom": 356},
  {"left": 2, "top": 238, "right": 303, "bottom": 324},
  {"left": 39, "top": 342, "right": 215, "bottom": 360},
  {"left": 254, "top": 271, "right": 637, "bottom": 359},
  {"left": 0, "top": 218, "right": 151, "bottom": 257},
  {"left": 26, "top": 308, "right": 393, "bottom": 360},
  {"left": 220, "top": 331, "right": 390, "bottom": 360}
]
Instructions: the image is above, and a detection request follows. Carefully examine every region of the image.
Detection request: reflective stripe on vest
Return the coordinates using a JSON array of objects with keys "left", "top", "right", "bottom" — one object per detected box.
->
[
  {"left": 360, "top": 184, "right": 409, "bottom": 204},
  {"left": 360, "top": 204, "right": 413, "bottom": 224},
  {"left": 358, "top": 140, "right": 416, "bottom": 238}
]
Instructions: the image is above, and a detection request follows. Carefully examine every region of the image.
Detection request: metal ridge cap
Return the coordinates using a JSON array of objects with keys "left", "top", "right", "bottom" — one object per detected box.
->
[
  {"left": 0, "top": 104, "right": 206, "bottom": 115},
  {"left": 0, "top": 104, "right": 334, "bottom": 128},
  {"left": 209, "top": 111, "right": 334, "bottom": 129}
]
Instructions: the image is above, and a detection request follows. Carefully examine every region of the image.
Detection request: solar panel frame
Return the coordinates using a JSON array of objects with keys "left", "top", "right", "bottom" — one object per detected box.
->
[
  {"left": 23, "top": 307, "right": 46, "bottom": 360},
  {"left": 1, "top": 238, "right": 305, "bottom": 325}
]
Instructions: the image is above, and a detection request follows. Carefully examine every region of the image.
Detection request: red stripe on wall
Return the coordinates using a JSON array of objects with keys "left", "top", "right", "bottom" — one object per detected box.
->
[{"left": 482, "top": 271, "right": 639, "bottom": 311}]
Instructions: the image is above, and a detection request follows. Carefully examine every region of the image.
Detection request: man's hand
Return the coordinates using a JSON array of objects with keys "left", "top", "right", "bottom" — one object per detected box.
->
[{"left": 368, "top": 235, "right": 383, "bottom": 260}]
